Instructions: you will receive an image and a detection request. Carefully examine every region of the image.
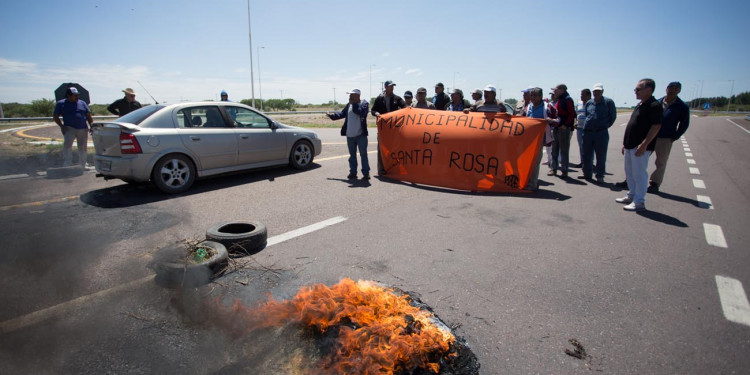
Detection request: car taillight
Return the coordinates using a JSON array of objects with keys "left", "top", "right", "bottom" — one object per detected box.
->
[{"left": 120, "top": 132, "right": 142, "bottom": 154}]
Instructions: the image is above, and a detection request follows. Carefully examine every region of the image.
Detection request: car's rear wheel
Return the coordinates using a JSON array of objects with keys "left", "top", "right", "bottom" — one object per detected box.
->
[
  {"left": 152, "top": 154, "right": 196, "bottom": 194},
  {"left": 289, "top": 140, "right": 314, "bottom": 170}
]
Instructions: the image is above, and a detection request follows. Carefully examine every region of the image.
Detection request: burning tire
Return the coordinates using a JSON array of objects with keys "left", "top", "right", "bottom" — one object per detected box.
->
[
  {"left": 206, "top": 221, "right": 267, "bottom": 257},
  {"left": 151, "top": 240, "right": 228, "bottom": 288}
]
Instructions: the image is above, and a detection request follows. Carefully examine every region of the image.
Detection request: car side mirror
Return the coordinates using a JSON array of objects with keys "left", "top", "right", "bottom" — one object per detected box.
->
[{"left": 270, "top": 121, "right": 278, "bottom": 129}]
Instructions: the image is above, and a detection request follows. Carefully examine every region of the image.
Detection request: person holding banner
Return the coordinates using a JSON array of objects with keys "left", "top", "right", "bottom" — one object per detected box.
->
[
  {"left": 471, "top": 89, "right": 483, "bottom": 105},
  {"left": 463, "top": 85, "right": 508, "bottom": 113},
  {"left": 445, "top": 89, "right": 471, "bottom": 112},
  {"left": 403, "top": 90, "right": 414, "bottom": 107},
  {"left": 525, "top": 87, "right": 556, "bottom": 190},
  {"left": 326, "top": 89, "right": 371, "bottom": 180},
  {"left": 432, "top": 82, "right": 450, "bottom": 111},
  {"left": 371, "top": 80, "right": 406, "bottom": 175},
  {"left": 413, "top": 87, "right": 437, "bottom": 109}
]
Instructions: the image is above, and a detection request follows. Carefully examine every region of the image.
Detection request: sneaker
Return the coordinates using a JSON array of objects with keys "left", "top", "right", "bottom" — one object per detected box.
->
[
  {"left": 347, "top": 173, "right": 357, "bottom": 179},
  {"left": 615, "top": 196, "right": 633, "bottom": 204},
  {"left": 614, "top": 180, "right": 628, "bottom": 188},
  {"left": 362, "top": 174, "right": 371, "bottom": 180},
  {"left": 623, "top": 202, "right": 646, "bottom": 211},
  {"left": 547, "top": 170, "right": 556, "bottom": 176}
]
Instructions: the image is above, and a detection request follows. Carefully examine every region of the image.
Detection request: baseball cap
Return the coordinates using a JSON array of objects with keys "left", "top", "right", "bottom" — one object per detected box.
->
[
  {"left": 472, "top": 88, "right": 482, "bottom": 95},
  {"left": 347, "top": 88, "right": 361, "bottom": 95},
  {"left": 483, "top": 85, "right": 497, "bottom": 93},
  {"left": 450, "top": 88, "right": 463, "bottom": 96},
  {"left": 551, "top": 84, "right": 567, "bottom": 91},
  {"left": 416, "top": 87, "right": 427, "bottom": 93},
  {"left": 521, "top": 86, "right": 534, "bottom": 93},
  {"left": 403, "top": 90, "right": 413, "bottom": 98},
  {"left": 384, "top": 80, "right": 396, "bottom": 87},
  {"left": 592, "top": 83, "right": 604, "bottom": 91},
  {"left": 667, "top": 81, "right": 681, "bottom": 88},
  {"left": 435, "top": 82, "right": 444, "bottom": 88},
  {"left": 66, "top": 87, "right": 79, "bottom": 96}
]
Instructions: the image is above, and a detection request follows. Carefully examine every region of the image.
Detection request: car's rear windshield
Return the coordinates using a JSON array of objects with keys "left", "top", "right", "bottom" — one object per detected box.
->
[{"left": 116, "top": 105, "right": 165, "bottom": 125}]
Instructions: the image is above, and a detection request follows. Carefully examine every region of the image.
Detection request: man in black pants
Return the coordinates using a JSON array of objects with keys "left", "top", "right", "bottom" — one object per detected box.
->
[{"left": 371, "top": 80, "right": 406, "bottom": 175}]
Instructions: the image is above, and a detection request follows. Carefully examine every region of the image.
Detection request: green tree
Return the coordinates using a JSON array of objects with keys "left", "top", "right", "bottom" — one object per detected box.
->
[
  {"left": 30, "top": 98, "right": 55, "bottom": 116},
  {"left": 504, "top": 98, "right": 518, "bottom": 106}
]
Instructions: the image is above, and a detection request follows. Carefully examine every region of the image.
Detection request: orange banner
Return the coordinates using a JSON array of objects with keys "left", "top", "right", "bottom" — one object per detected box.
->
[{"left": 377, "top": 107, "right": 545, "bottom": 192}]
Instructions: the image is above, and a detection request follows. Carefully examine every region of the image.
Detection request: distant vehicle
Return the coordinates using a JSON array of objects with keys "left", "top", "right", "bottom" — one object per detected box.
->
[
  {"left": 92, "top": 102, "right": 321, "bottom": 194},
  {"left": 504, "top": 103, "right": 515, "bottom": 114},
  {"left": 745, "top": 114, "right": 750, "bottom": 121}
]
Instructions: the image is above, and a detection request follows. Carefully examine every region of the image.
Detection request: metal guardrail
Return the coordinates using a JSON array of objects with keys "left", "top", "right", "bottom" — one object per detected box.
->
[{"left": 0, "top": 111, "right": 332, "bottom": 124}]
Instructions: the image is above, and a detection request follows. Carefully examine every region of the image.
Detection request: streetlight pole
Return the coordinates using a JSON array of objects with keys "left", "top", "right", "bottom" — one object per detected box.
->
[
  {"left": 727, "top": 79, "right": 735, "bottom": 113},
  {"left": 247, "top": 0, "right": 256, "bottom": 107},
  {"left": 453, "top": 72, "right": 458, "bottom": 90},
  {"left": 257, "top": 46, "right": 265, "bottom": 111},
  {"left": 369, "top": 64, "right": 376, "bottom": 100},
  {"left": 332, "top": 88, "right": 336, "bottom": 106}
]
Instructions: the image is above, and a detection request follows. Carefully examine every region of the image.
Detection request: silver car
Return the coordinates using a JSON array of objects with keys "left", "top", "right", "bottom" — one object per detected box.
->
[{"left": 92, "top": 102, "right": 322, "bottom": 194}]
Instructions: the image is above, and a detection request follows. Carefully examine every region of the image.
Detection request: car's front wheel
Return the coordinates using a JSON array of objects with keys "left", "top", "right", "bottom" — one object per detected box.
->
[
  {"left": 289, "top": 140, "right": 314, "bottom": 170},
  {"left": 152, "top": 154, "right": 196, "bottom": 194}
]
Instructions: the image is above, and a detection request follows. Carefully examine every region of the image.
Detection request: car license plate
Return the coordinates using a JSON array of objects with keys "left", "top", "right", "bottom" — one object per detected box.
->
[{"left": 101, "top": 160, "right": 111, "bottom": 172}]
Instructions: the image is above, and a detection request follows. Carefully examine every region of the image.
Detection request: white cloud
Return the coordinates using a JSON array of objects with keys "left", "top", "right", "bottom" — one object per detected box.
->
[
  {"left": 404, "top": 68, "right": 423, "bottom": 76},
  {"left": 0, "top": 58, "right": 37, "bottom": 75}
]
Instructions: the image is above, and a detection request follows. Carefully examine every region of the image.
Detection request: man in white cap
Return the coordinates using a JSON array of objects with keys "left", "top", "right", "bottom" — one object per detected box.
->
[
  {"left": 471, "top": 89, "right": 482, "bottom": 104},
  {"left": 463, "top": 85, "right": 508, "bottom": 113},
  {"left": 325, "top": 89, "right": 371, "bottom": 180},
  {"left": 578, "top": 83, "right": 616, "bottom": 183},
  {"left": 514, "top": 87, "right": 533, "bottom": 115},
  {"left": 107, "top": 88, "right": 142, "bottom": 117},
  {"left": 54, "top": 87, "right": 94, "bottom": 168}
]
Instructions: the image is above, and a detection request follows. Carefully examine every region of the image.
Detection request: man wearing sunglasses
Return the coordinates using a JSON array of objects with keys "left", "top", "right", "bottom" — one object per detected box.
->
[{"left": 616, "top": 79, "right": 662, "bottom": 212}]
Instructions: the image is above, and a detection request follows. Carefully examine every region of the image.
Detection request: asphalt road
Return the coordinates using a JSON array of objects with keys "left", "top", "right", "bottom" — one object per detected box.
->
[{"left": 0, "top": 116, "right": 748, "bottom": 374}]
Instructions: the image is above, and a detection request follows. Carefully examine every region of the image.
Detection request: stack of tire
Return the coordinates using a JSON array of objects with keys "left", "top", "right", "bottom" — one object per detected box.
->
[{"left": 153, "top": 221, "right": 268, "bottom": 288}]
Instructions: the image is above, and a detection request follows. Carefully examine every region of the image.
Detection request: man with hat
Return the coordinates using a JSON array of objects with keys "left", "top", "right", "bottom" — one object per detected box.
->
[
  {"left": 107, "top": 88, "right": 142, "bottom": 117},
  {"left": 445, "top": 89, "right": 471, "bottom": 112},
  {"left": 432, "top": 82, "right": 450, "bottom": 110},
  {"left": 514, "top": 87, "right": 533, "bottom": 115},
  {"left": 371, "top": 80, "right": 406, "bottom": 175},
  {"left": 413, "top": 87, "right": 436, "bottom": 109},
  {"left": 547, "top": 83, "right": 576, "bottom": 177},
  {"left": 403, "top": 91, "right": 414, "bottom": 107},
  {"left": 54, "top": 87, "right": 94, "bottom": 168},
  {"left": 648, "top": 81, "right": 690, "bottom": 192},
  {"left": 464, "top": 85, "right": 508, "bottom": 113},
  {"left": 471, "top": 88, "right": 483, "bottom": 105},
  {"left": 578, "top": 83, "right": 617, "bottom": 183},
  {"left": 325, "top": 89, "right": 371, "bottom": 180}
]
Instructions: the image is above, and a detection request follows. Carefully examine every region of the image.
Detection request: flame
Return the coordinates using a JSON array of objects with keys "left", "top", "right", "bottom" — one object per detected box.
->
[{"left": 217, "top": 278, "right": 456, "bottom": 374}]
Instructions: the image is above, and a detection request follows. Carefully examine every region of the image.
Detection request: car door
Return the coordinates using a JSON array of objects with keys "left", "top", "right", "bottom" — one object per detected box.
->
[
  {"left": 228, "top": 106, "right": 287, "bottom": 165},
  {"left": 176, "top": 106, "right": 238, "bottom": 171}
]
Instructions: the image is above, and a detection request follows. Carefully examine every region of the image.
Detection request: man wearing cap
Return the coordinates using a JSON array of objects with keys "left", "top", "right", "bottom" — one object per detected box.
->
[
  {"left": 464, "top": 85, "right": 508, "bottom": 113},
  {"left": 403, "top": 91, "right": 414, "bottom": 107},
  {"left": 648, "top": 81, "right": 690, "bottom": 192},
  {"left": 514, "top": 88, "right": 532, "bottom": 116},
  {"left": 107, "top": 88, "right": 142, "bottom": 117},
  {"left": 371, "top": 80, "right": 406, "bottom": 175},
  {"left": 616, "top": 78, "right": 662, "bottom": 212},
  {"left": 54, "top": 87, "right": 94, "bottom": 168},
  {"left": 432, "top": 83, "right": 450, "bottom": 111},
  {"left": 413, "top": 88, "right": 437, "bottom": 109},
  {"left": 548, "top": 84, "right": 576, "bottom": 177},
  {"left": 578, "top": 84, "right": 617, "bottom": 183},
  {"left": 326, "top": 89, "right": 371, "bottom": 180},
  {"left": 471, "top": 89, "right": 483, "bottom": 105},
  {"left": 445, "top": 89, "right": 471, "bottom": 112}
]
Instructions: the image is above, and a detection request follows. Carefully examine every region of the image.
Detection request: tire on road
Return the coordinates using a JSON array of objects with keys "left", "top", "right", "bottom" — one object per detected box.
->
[
  {"left": 289, "top": 140, "right": 314, "bottom": 170},
  {"left": 151, "top": 153, "right": 196, "bottom": 194},
  {"left": 206, "top": 221, "right": 268, "bottom": 257},
  {"left": 152, "top": 240, "right": 228, "bottom": 289}
]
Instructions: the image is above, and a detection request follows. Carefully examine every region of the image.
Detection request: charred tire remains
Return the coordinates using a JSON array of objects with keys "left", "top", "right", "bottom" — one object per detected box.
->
[
  {"left": 206, "top": 221, "right": 268, "bottom": 257},
  {"left": 152, "top": 241, "right": 228, "bottom": 289}
]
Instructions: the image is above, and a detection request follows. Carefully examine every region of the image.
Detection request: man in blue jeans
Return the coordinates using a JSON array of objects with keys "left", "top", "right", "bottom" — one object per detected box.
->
[
  {"left": 578, "top": 83, "right": 617, "bottom": 183},
  {"left": 326, "top": 89, "right": 371, "bottom": 180}
]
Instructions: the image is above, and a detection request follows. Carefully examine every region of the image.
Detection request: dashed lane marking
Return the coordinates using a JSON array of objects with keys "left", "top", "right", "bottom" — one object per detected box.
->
[
  {"left": 687, "top": 159, "right": 696, "bottom": 164},
  {"left": 689, "top": 167, "right": 700, "bottom": 175},
  {"left": 685, "top": 152, "right": 693, "bottom": 157},
  {"left": 684, "top": 148, "right": 691, "bottom": 152},
  {"left": 0, "top": 195, "right": 80, "bottom": 212},
  {"left": 703, "top": 223, "right": 728, "bottom": 248},
  {"left": 697, "top": 195, "right": 714, "bottom": 209},
  {"left": 726, "top": 119, "right": 750, "bottom": 135},
  {"left": 716, "top": 275, "right": 750, "bottom": 327},
  {"left": 0, "top": 216, "right": 348, "bottom": 333},
  {"left": 693, "top": 179, "right": 706, "bottom": 189},
  {"left": 316, "top": 150, "right": 377, "bottom": 162}
]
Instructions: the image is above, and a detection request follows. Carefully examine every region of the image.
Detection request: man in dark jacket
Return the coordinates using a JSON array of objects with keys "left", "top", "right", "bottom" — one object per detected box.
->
[
  {"left": 648, "top": 81, "right": 690, "bottom": 192},
  {"left": 548, "top": 84, "right": 576, "bottom": 177},
  {"left": 371, "top": 80, "right": 405, "bottom": 175},
  {"left": 326, "top": 89, "right": 371, "bottom": 180},
  {"left": 107, "top": 88, "right": 142, "bottom": 117},
  {"left": 432, "top": 82, "right": 450, "bottom": 110}
]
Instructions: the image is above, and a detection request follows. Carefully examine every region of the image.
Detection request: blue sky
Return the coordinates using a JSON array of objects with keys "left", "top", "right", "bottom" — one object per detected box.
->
[{"left": 1, "top": 0, "right": 749, "bottom": 107}]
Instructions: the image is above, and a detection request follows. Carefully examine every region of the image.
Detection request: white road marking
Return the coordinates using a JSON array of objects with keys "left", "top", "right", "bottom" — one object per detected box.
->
[
  {"left": 0, "top": 173, "right": 32, "bottom": 181},
  {"left": 316, "top": 150, "right": 377, "bottom": 162},
  {"left": 727, "top": 119, "right": 750, "bottom": 135},
  {"left": 693, "top": 179, "right": 706, "bottom": 189},
  {"left": 703, "top": 223, "right": 728, "bottom": 248},
  {"left": 687, "top": 159, "right": 696, "bottom": 164},
  {"left": 266, "top": 216, "right": 347, "bottom": 246},
  {"left": 716, "top": 275, "right": 750, "bottom": 327},
  {"left": 0, "top": 216, "right": 349, "bottom": 333},
  {"left": 684, "top": 148, "right": 691, "bottom": 152},
  {"left": 697, "top": 195, "right": 713, "bottom": 209},
  {"left": 685, "top": 152, "right": 693, "bottom": 157},
  {"left": 689, "top": 167, "right": 701, "bottom": 175}
]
